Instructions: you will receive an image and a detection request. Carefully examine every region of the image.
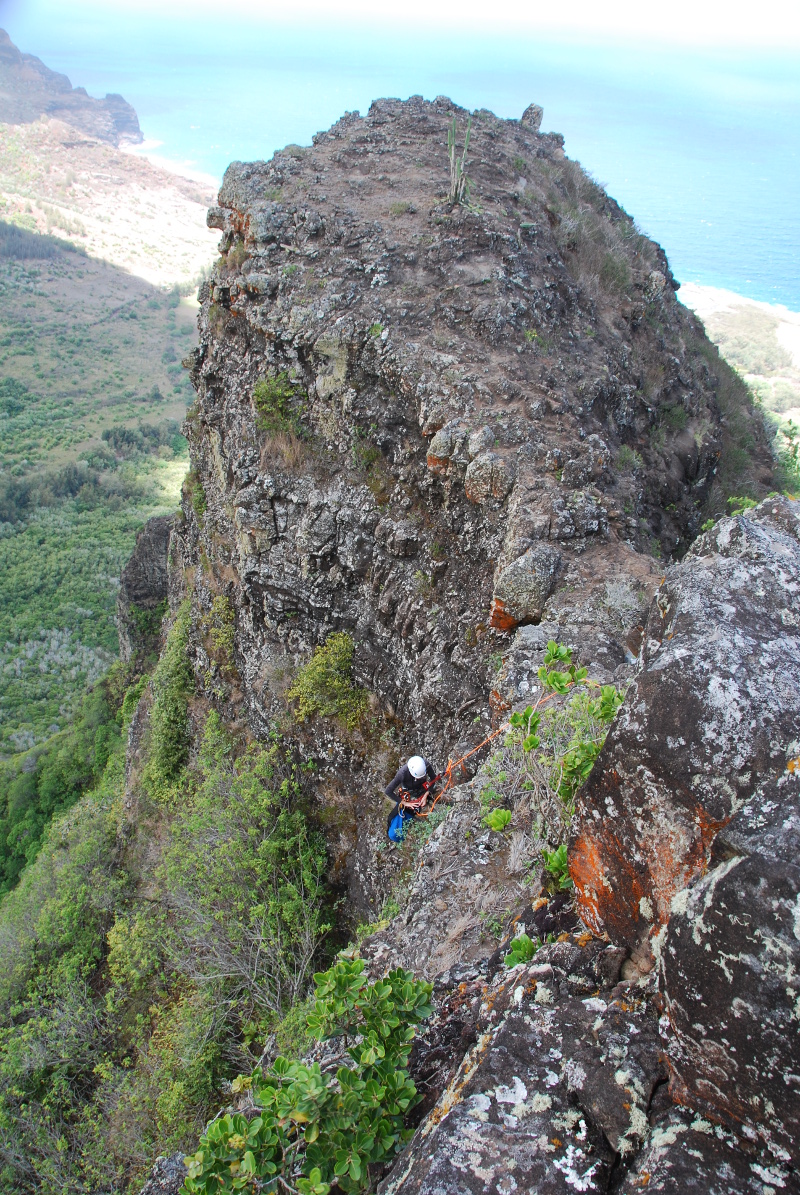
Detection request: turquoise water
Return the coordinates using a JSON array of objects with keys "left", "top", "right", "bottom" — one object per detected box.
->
[{"left": 5, "top": 4, "right": 799, "bottom": 309}]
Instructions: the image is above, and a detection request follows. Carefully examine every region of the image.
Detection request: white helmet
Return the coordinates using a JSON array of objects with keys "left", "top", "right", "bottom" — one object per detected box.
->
[{"left": 407, "top": 755, "right": 427, "bottom": 780}]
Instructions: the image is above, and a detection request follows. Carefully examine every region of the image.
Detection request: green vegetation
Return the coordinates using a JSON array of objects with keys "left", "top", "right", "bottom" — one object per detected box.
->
[
  {"left": 504, "top": 932, "right": 539, "bottom": 967},
  {"left": 616, "top": 444, "right": 643, "bottom": 471},
  {"left": 0, "top": 234, "right": 194, "bottom": 754},
  {"left": 483, "top": 808, "right": 512, "bottom": 832},
  {"left": 352, "top": 427, "right": 392, "bottom": 504},
  {"left": 661, "top": 402, "right": 688, "bottom": 431},
  {"left": 0, "top": 479, "right": 182, "bottom": 756},
  {"left": 690, "top": 330, "right": 769, "bottom": 509},
  {"left": 542, "top": 844, "right": 573, "bottom": 892},
  {"left": 534, "top": 160, "right": 656, "bottom": 300},
  {"left": 0, "top": 703, "right": 330, "bottom": 1194},
  {"left": 447, "top": 115, "right": 472, "bottom": 206},
  {"left": 598, "top": 251, "right": 631, "bottom": 296},
  {"left": 142, "top": 604, "right": 193, "bottom": 802},
  {"left": 202, "top": 595, "right": 236, "bottom": 666},
  {"left": 477, "top": 642, "right": 624, "bottom": 847},
  {"left": 287, "top": 632, "right": 368, "bottom": 732},
  {"left": 0, "top": 663, "right": 132, "bottom": 892},
  {"left": 252, "top": 372, "right": 307, "bottom": 437},
  {"left": 184, "top": 957, "right": 433, "bottom": 1195},
  {"left": 185, "top": 469, "right": 207, "bottom": 519},
  {"left": 705, "top": 305, "right": 792, "bottom": 378}
]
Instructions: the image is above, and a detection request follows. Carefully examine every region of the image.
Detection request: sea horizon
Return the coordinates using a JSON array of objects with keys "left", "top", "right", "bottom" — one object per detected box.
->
[{"left": 2, "top": 6, "right": 798, "bottom": 311}]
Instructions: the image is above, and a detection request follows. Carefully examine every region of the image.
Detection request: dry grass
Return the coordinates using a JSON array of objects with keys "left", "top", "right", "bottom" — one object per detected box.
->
[
  {"left": 260, "top": 429, "right": 311, "bottom": 470},
  {"left": 535, "top": 159, "right": 657, "bottom": 300}
]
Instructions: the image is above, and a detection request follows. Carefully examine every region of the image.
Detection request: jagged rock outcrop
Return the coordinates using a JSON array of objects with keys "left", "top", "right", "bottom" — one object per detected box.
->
[
  {"left": 117, "top": 515, "right": 172, "bottom": 661},
  {"left": 379, "top": 936, "right": 661, "bottom": 1195},
  {"left": 570, "top": 496, "right": 800, "bottom": 956},
  {"left": 149, "top": 96, "right": 791, "bottom": 1192},
  {"left": 175, "top": 95, "right": 771, "bottom": 854},
  {"left": 0, "top": 28, "right": 142, "bottom": 145},
  {"left": 568, "top": 496, "right": 800, "bottom": 1165}
]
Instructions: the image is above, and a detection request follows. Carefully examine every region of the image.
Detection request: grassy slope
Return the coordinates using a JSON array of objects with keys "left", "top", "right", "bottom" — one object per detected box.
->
[
  {"left": 0, "top": 242, "right": 199, "bottom": 753},
  {"left": 0, "top": 109, "right": 216, "bottom": 755}
]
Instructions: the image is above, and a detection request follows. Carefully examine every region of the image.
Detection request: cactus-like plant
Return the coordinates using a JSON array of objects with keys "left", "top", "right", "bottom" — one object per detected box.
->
[{"left": 447, "top": 116, "right": 472, "bottom": 206}]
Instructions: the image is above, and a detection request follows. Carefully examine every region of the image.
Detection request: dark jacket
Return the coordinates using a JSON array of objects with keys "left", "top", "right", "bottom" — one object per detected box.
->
[{"left": 385, "top": 759, "right": 437, "bottom": 802}]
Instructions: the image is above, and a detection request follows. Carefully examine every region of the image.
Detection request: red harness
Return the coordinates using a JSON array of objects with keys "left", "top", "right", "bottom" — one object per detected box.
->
[{"left": 397, "top": 774, "right": 440, "bottom": 812}]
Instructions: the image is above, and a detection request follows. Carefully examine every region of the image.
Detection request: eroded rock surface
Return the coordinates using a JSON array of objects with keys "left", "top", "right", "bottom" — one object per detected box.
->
[
  {"left": 117, "top": 515, "right": 172, "bottom": 661},
  {"left": 569, "top": 495, "right": 800, "bottom": 1163},
  {"left": 571, "top": 496, "right": 800, "bottom": 951},
  {"left": 379, "top": 936, "right": 662, "bottom": 1195},
  {"left": 177, "top": 94, "right": 771, "bottom": 786}
]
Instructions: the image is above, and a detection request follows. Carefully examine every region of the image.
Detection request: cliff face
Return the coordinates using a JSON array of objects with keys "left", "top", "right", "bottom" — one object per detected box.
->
[
  {"left": 174, "top": 95, "right": 770, "bottom": 904},
  {"left": 0, "top": 28, "right": 142, "bottom": 145},
  {"left": 130, "top": 97, "right": 798, "bottom": 1195}
]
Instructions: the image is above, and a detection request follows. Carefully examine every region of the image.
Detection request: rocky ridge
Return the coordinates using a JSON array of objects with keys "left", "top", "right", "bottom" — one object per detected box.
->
[
  {"left": 176, "top": 95, "right": 771, "bottom": 901},
  {"left": 133, "top": 98, "right": 796, "bottom": 1193},
  {"left": 0, "top": 28, "right": 141, "bottom": 146}
]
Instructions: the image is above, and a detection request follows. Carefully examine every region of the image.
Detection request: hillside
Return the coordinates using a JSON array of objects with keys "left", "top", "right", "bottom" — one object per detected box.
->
[
  {"left": 0, "top": 33, "right": 216, "bottom": 757},
  {"left": 1, "top": 94, "right": 795, "bottom": 1195},
  {"left": 682, "top": 281, "right": 800, "bottom": 430},
  {"left": 0, "top": 28, "right": 141, "bottom": 146}
]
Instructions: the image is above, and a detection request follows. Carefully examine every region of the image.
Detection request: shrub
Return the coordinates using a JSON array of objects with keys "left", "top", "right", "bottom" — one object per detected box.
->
[
  {"left": 0, "top": 667, "right": 131, "bottom": 893},
  {"left": 162, "top": 712, "right": 330, "bottom": 1017},
  {"left": 253, "top": 372, "right": 306, "bottom": 437},
  {"left": 202, "top": 595, "right": 235, "bottom": 666},
  {"left": 475, "top": 643, "right": 625, "bottom": 855},
  {"left": 353, "top": 429, "right": 392, "bottom": 505},
  {"left": 142, "top": 603, "right": 193, "bottom": 800},
  {"left": 616, "top": 444, "right": 643, "bottom": 472},
  {"left": 185, "top": 471, "right": 207, "bottom": 519},
  {"left": 599, "top": 251, "right": 631, "bottom": 295},
  {"left": 287, "top": 633, "right": 368, "bottom": 731},
  {"left": 662, "top": 403, "right": 688, "bottom": 431},
  {"left": 483, "top": 808, "right": 512, "bottom": 832},
  {"left": 504, "top": 932, "right": 539, "bottom": 967},
  {"left": 727, "top": 494, "right": 759, "bottom": 516},
  {"left": 542, "top": 844, "right": 573, "bottom": 892},
  {"left": 183, "top": 957, "right": 433, "bottom": 1195}
]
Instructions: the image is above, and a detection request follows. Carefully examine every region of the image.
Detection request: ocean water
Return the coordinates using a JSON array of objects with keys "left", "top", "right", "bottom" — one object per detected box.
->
[{"left": 4, "top": 4, "right": 799, "bottom": 309}]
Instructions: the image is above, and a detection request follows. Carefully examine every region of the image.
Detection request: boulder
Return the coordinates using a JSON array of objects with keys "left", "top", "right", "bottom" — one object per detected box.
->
[
  {"left": 379, "top": 936, "right": 663, "bottom": 1195},
  {"left": 660, "top": 768, "right": 800, "bottom": 1162},
  {"left": 570, "top": 496, "right": 800, "bottom": 951},
  {"left": 521, "top": 103, "right": 544, "bottom": 132},
  {"left": 137, "top": 1153, "right": 186, "bottom": 1195},
  {"left": 489, "top": 545, "right": 562, "bottom": 630},
  {"left": 464, "top": 451, "right": 515, "bottom": 503},
  {"left": 618, "top": 1110, "right": 789, "bottom": 1194},
  {"left": 569, "top": 496, "right": 800, "bottom": 1156}
]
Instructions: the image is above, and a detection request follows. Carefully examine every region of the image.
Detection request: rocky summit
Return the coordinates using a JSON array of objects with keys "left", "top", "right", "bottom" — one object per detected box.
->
[{"left": 131, "top": 97, "right": 796, "bottom": 1193}]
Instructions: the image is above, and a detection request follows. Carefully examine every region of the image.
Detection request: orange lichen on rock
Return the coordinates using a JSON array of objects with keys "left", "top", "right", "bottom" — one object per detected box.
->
[{"left": 489, "top": 597, "right": 518, "bottom": 631}]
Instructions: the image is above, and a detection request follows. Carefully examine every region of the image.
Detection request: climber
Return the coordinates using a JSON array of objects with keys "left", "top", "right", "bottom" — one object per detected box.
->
[{"left": 385, "top": 754, "right": 439, "bottom": 843}]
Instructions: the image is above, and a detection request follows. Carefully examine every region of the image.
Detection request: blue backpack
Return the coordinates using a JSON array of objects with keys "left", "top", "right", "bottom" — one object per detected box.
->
[{"left": 388, "top": 809, "right": 413, "bottom": 843}]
